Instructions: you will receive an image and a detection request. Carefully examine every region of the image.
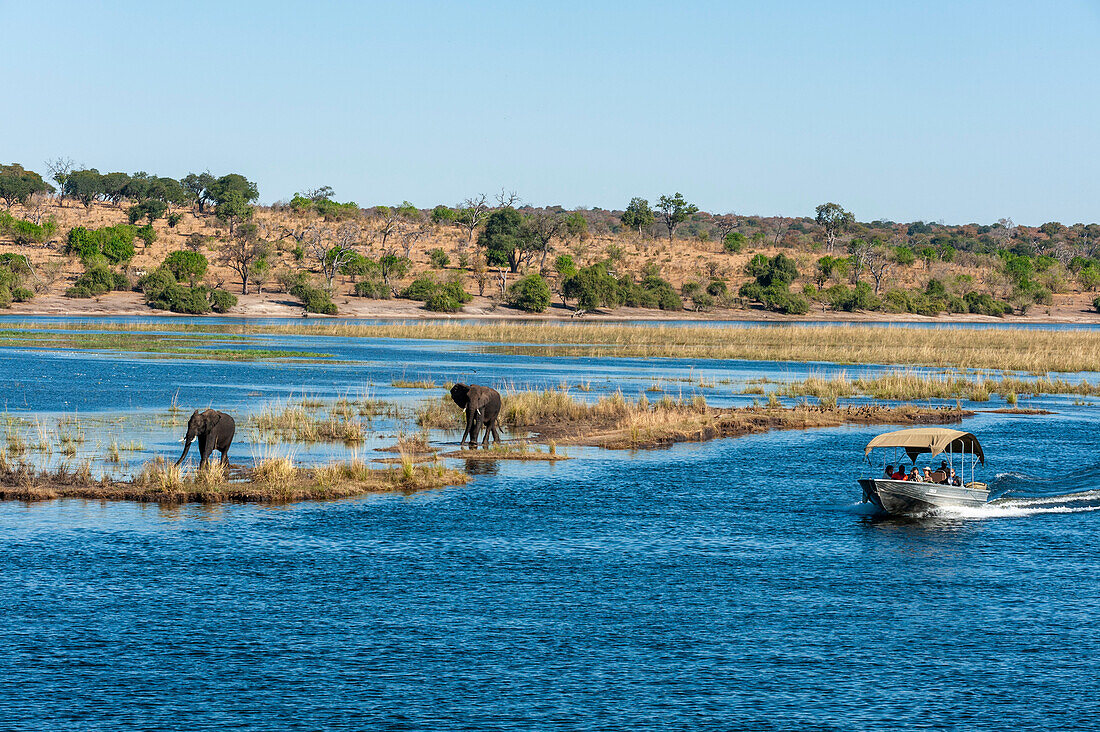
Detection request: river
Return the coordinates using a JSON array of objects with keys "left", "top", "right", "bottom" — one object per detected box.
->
[{"left": 1, "top": 317, "right": 1099, "bottom": 730}]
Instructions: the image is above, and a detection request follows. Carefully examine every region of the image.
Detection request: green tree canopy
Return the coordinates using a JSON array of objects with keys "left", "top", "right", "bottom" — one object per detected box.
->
[
  {"left": 64, "top": 169, "right": 104, "bottom": 208},
  {"left": 655, "top": 193, "right": 698, "bottom": 242},
  {"left": 478, "top": 208, "right": 532, "bottom": 272},
  {"left": 0, "top": 164, "right": 53, "bottom": 208},
  {"left": 620, "top": 197, "right": 655, "bottom": 233}
]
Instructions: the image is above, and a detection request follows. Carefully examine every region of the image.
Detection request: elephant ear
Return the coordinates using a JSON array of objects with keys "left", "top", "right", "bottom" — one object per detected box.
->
[{"left": 450, "top": 383, "right": 469, "bottom": 408}]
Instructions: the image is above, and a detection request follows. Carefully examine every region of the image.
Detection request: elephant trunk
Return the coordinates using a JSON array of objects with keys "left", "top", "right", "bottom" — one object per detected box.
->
[{"left": 175, "top": 437, "right": 193, "bottom": 466}]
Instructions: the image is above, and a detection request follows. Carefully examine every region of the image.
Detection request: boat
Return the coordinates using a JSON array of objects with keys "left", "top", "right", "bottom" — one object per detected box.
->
[{"left": 858, "top": 427, "right": 989, "bottom": 515}]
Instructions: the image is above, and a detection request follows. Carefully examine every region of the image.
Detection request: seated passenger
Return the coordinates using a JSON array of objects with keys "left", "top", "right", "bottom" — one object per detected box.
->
[
  {"left": 908, "top": 466, "right": 921, "bottom": 481},
  {"left": 922, "top": 467, "right": 933, "bottom": 482},
  {"left": 950, "top": 469, "right": 962, "bottom": 486},
  {"left": 884, "top": 464, "right": 895, "bottom": 479},
  {"left": 892, "top": 466, "right": 908, "bottom": 480}
]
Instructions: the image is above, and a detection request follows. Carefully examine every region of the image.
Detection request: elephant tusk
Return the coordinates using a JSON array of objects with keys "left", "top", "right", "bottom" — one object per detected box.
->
[{"left": 178, "top": 438, "right": 186, "bottom": 443}]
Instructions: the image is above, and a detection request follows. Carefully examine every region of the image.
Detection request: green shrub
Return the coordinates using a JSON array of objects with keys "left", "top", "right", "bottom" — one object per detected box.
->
[
  {"left": 163, "top": 250, "right": 208, "bottom": 284},
  {"left": 208, "top": 289, "right": 238, "bottom": 313},
  {"left": 706, "top": 279, "right": 728, "bottom": 298},
  {"left": 290, "top": 283, "right": 337, "bottom": 314},
  {"left": 0, "top": 286, "right": 11, "bottom": 309},
  {"left": 964, "top": 291, "right": 1011, "bottom": 317},
  {"left": 11, "top": 286, "right": 33, "bottom": 302},
  {"left": 564, "top": 264, "right": 620, "bottom": 310},
  {"left": 425, "top": 290, "right": 464, "bottom": 312},
  {"left": 507, "top": 273, "right": 551, "bottom": 312},
  {"left": 67, "top": 264, "right": 125, "bottom": 298},
  {"left": 428, "top": 248, "right": 450, "bottom": 268},
  {"left": 1094, "top": 295, "right": 1100, "bottom": 314},
  {"left": 723, "top": 232, "right": 745, "bottom": 254},
  {"left": 882, "top": 289, "right": 910, "bottom": 313},
  {"left": 640, "top": 274, "right": 682, "bottom": 310},
  {"left": 167, "top": 212, "right": 183, "bottom": 228},
  {"left": 65, "top": 225, "right": 136, "bottom": 265},
  {"left": 401, "top": 275, "right": 440, "bottom": 301},
  {"left": 136, "top": 225, "right": 157, "bottom": 248},
  {"left": 353, "top": 279, "right": 391, "bottom": 299}
]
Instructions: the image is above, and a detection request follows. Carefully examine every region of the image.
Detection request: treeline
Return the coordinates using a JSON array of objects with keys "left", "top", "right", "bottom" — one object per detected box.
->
[{"left": 5, "top": 158, "right": 1100, "bottom": 317}]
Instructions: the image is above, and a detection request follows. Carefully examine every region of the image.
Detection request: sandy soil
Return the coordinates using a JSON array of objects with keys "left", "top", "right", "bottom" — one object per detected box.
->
[{"left": 6, "top": 291, "right": 1100, "bottom": 324}]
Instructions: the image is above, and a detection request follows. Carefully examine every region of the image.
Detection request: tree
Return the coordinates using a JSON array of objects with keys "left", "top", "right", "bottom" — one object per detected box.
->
[
  {"left": 64, "top": 169, "right": 103, "bottom": 208},
  {"left": 208, "top": 173, "right": 259, "bottom": 207},
  {"left": 379, "top": 253, "right": 411, "bottom": 291},
  {"left": 478, "top": 208, "right": 533, "bottom": 273},
  {"left": 564, "top": 211, "right": 588, "bottom": 239},
  {"left": 655, "top": 193, "right": 698, "bottom": 243},
  {"left": 815, "top": 202, "right": 854, "bottom": 252},
  {"left": 507, "top": 273, "right": 552, "bottom": 312},
  {"left": 0, "top": 164, "right": 52, "bottom": 208},
  {"left": 163, "top": 250, "right": 208, "bottom": 285},
  {"left": 99, "top": 172, "right": 132, "bottom": 206},
  {"left": 45, "top": 157, "right": 75, "bottom": 206},
  {"left": 182, "top": 172, "right": 216, "bottom": 212},
  {"left": 524, "top": 210, "right": 566, "bottom": 272},
  {"left": 620, "top": 197, "right": 655, "bottom": 234},
  {"left": 865, "top": 241, "right": 892, "bottom": 295},
  {"left": 215, "top": 190, "right": 253, "bottom": 234},
  {"left": 453, "top": 194, "right": 489, "bottom": 253},
  {"left": 218, "top": 223, "right": 269, "bottom": 294}
]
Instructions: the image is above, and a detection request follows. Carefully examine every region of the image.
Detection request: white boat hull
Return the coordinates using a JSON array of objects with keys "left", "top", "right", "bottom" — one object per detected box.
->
[{"left": 859, "top": 478, "right": 989, "bottom": 515}]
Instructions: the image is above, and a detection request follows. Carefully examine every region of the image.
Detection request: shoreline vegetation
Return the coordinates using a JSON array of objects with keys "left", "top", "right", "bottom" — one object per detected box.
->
[
  {"left": 0, "top": 454, "right": 468, "bottom": 503},
  {"left": 1, "top": 388, "right": 975, "bottom": 503},
  {"left": 495, "top": 389, "right": 973, "bottom": 449},
  {"left": 5, "top": 321, "right": 1100, "bottom": 372}
]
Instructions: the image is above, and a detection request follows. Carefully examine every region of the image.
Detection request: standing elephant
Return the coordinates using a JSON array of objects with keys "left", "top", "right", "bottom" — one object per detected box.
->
[
  {"left": 175, "top": 409, "right": 236, "bottom": 468},
  {"left": 450, "top": 383, "right": 502, "bottom": 447}
]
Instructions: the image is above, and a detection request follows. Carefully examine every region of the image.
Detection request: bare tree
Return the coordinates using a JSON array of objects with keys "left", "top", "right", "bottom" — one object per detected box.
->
[
  {"left": 308, "top": 221, "right": 364, "bottom": 290},
  {"left": 496, "top": 189, "right": 521, "bottom": 208},
  {"left": 712, "top": 213, "right": 739, "bottom": 241},
  {"left": 525, "top": 210, "right": 566, "bottom": 272},
  {"left": 397, "top": 221, "right": 430, "bottom": 259},
  {"left": 45, "top": 157, "right": 75, "bottom": 206},
  {"left": 866, "top": 244, "right": 892, "bottom": 295},
  {"left": 847, "top": 238, "right": 874, "bottom": 284},
  {"left": 454, "top": 194, "right": 489, "bottom": 254},
  {"left": 218, "top": 223, "right": 270, "bottom": 294}
]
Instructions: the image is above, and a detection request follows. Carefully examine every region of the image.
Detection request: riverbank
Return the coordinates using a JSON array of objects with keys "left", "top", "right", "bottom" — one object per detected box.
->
[
  {"left": 5, "top": 290, "right": 1100, "bottom": 324},
  {"left": 0, "top": 456, "right": 469, "bottom": 503},
  {"left": 499, "top": 390, "right": 973, "bottom": 449},
  {"left": 13, "top": 318, "right": 1095, "bottom": 372}
]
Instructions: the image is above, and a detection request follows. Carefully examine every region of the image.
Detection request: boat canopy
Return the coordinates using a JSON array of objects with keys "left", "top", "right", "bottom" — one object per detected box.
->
[{"left": 864, "top": 427, "right": 984, "bottom": 465}]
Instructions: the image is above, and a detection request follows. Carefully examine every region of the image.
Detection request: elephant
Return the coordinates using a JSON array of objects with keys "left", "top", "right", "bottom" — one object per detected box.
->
[
  {"left": 450, "top": 383, "right": 502, "bottom": 447},
  {"left": 175, "top": 409, "right": 236, "bottom": 468}
]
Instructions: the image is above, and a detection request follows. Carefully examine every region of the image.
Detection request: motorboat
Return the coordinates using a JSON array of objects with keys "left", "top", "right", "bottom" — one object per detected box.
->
[{"left": 859, "top": 427, "right": 989, "bottom": 515}]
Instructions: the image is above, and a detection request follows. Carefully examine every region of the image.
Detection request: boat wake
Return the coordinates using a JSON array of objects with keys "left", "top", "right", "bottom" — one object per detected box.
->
[{"left": 919, "top": 469, "right": 1100, "bottom": 520}]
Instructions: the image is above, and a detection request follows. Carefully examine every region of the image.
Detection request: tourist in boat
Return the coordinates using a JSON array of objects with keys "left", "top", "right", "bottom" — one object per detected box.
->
[
  {"left": 908, "top": 466, "right": 921, "bottom": 482},
  {"left": 884, "top": 464, "right": 895, "bottom": 479},
  {"left": 892, "top": 466, "right": 909, "bottom": 480}
]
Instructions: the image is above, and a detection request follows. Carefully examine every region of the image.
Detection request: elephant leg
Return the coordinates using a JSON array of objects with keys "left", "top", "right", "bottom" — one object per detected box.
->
[
  {"left": 198, "top": 435, "right": 211, "bottom": 468},
  {"left": 490, "top": 419, "right": 502, "bottom": 444},
  {"left": 220, "top": 435, "right": 233, "bottom": 466},
  {"left": 460, "top": 409, "right": 475, "bottom": 446}
]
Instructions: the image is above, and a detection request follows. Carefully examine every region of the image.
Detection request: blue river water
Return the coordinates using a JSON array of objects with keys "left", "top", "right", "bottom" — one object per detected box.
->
[{"left": 2, "top": 318, "right": 1100, "bottom": 730}]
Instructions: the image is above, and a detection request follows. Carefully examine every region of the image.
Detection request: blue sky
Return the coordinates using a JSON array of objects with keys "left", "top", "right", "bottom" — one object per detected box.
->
[{"left": 1, "top": 0, "right": 1097, "bottom": 224}]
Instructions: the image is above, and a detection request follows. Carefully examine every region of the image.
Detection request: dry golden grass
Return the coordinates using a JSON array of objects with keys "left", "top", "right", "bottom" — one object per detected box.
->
[
  {"left": 0, "top": 455, "right": 467, "bottom": 503},
  {"left": 34, "top": 321, "right": 1100, "bottom": 373},
  {"left": 774, "top": 370, "right": 1100, "bottom": 401},
  {"left": 500, "top": 388, "right": 972, "bottom": 449}
]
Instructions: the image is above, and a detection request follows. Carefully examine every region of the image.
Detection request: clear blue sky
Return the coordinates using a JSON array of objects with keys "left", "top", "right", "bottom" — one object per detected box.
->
[{"left": 2, "top": 0, "right": 1097, "bottom": 225}]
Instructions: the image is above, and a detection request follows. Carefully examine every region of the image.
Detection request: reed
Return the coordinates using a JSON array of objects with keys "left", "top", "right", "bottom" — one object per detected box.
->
[
  {"left": 0, "top": 454, "right": 467, "bottom": 503},
  {"left": 393, "top": 378, "right": 437, "bottom": 389},
  {"left": 415, "top": 395, "right": 464, "bottom": 429},
  {"left": 498, "top": 387, "right": 971, "bottom": 450},
  {"left": 773, "top": 370, "right": 1100, "bottom": 401}
]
